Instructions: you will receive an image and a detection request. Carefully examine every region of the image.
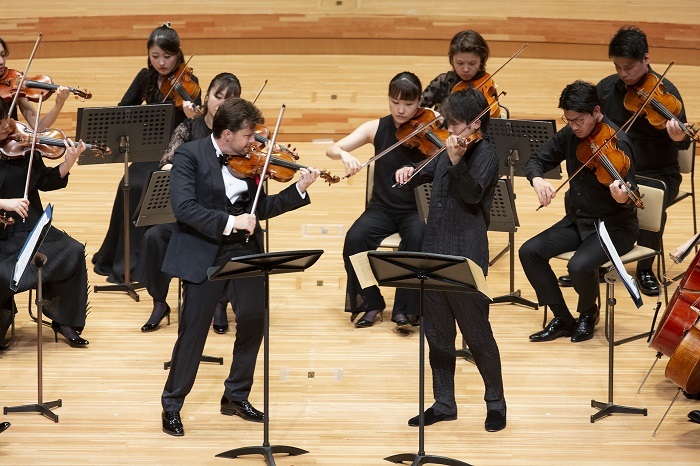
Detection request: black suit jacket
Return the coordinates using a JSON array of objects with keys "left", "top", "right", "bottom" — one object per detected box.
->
[{"left": 162, "top": 136, "right": 311, "bottom": 283}]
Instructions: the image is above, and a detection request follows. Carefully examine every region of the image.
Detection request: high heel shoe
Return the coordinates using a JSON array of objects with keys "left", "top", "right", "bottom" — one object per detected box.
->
[
  {"left": 212, "top": 301, "right": 228, "bottom": 334},
  {"left": 51, "top": 322, "right": 89, "bottom": 348},
  {"left": 141, "top": 302, "right": 171, "bottom": 333},
  {"left": 354, "top": 310, "right": 383, "bottom": 328}
]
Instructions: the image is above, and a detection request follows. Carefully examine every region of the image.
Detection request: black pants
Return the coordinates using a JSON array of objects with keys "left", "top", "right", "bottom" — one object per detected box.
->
[
  {"left": 519, "top": 222, "right": 636, "bottom": 322},
  {"left": 342, "top": 207, "right": 424, "bottom": 318},
  {"left": 133, "top": 223, "right": 174, "bottom": 302},
  {"left": 161, "top": 240, "right": 263, "bottom": 413},
  {"left": 637, "top": 171, "right": 681, "bottom": 270}
]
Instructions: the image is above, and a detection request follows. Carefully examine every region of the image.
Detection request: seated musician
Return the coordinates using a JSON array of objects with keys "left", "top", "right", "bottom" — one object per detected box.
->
[{"left": 519, "top": 80, "right": 639, "bottom": 343}]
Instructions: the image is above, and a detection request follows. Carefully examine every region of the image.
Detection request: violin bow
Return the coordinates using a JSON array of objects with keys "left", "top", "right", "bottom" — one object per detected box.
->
[
  {"left": 342, "top": 113, "right": 443, "bottom": 180},
  {"left": 8, "top": 33, "right": 43, "bottom": 120},
  {"left": 251, "top": 79, "right": 268, "bottom": 105},
  {"left": 473, "top": 44, "right": 528, "bottom": 89},
  {"left": 21, "top": 94, "right": 44, "bottom": 222},
  {"left": 393, "top": 92, "right": 505, "bottom": 188},
  {"left": 161, "top": 54, "right": 195, "bottom": 103},
  {"left": 247, "top": 103, "right": 286, "bottom": 243}
]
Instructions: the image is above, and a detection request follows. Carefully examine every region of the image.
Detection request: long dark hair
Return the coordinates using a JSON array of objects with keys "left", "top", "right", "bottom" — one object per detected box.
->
[
  {"left": 202, "top": 73, "right": 242, "bottom": 116},
  {"left": 143, "top": 23, "right": 185, "bottom": 101},
  {"left": 449, "top": 30, "right": 489, "bottom": 73}
]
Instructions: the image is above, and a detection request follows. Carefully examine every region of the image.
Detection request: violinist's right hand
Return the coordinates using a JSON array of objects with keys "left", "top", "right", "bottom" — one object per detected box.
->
[
  {"left": 532, "top": 177, "right": 556, "bottom": 207},
  {"left": 0, "top": 198, "right": 29, "bottom": 219},
  {"left": 394, "top": 166, "right": 415, "bottom": 185},
  {"left": 340, "top": 152, "right": 362, "bottom": 177},
  {"left": 182, "top": 101, "right": 199, "bottom": 119},
  {"left": 233, "top": 213, "right": 257, "bottom": 236}
]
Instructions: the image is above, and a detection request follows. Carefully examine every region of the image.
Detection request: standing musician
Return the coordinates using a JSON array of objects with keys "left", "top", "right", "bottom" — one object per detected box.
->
[
  {"left": 326, "top": 71, "right": 426, "bottom": 328},
  {"left": 134, "top": 72, "right": 241, "bottom": 333},
  {"left": 0, "top": 37, "right": 71, "bottom": 131},
  {"left": 590, "top": 25, "right": 691, "bottom": 296},
  {"left": 519, "top": 81, "right": 639, "bottom": 343},
  {"left": 420, "top": 30, "right": 499, "bottom": 116},
  {"left": 395, "top": 88, "right": 506, "bottom": 432},
  {"left": 0, "top": 98, "right": 90, "bottom": 348},
  {"left": 160, "top": 97, "right": 320, "bottom": 436},
  {"left": 92, "top": 23, "right": 201, "bottom": 284}
]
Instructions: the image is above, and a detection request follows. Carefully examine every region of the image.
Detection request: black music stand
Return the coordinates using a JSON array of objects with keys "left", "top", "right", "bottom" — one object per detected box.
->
[
  {"left": 364, "top": 251, "right": 488, "bottom": 466},
  {"left": 77, "top": 103, "right": 173, "bottom": 302},
  {"left": 483, "top": 119, "right": 557, "bottom": 307},
  {"left": 4, "top": 205, "right": 61, "bottom": 422},
  {"left": 135, "top": 171, "right": 224, "bottom": 369},
  {"left": 211, "top": 250, "right": 323, "bottom": 466},
  {"left": 590, "top": 220, "right": 647, "bottom": 423}
]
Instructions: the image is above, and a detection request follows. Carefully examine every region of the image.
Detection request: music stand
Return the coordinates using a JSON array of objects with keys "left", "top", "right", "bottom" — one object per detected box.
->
[
  {"left": 4, "top": 205, "right": 61, "bottom": 423},
  {"left": 210, "top": 250, "right": 323, "bottom": 466},
  {"left": 483, "top": 119, "right": 557, "bottom": 307},
  {"left": 135, "top": 171, "right": 224, "bottom": 369},
  {"left": 590, "top": 220, "right": 647, "bottom": 423},
  {"left": 77, "top": 103, "right": 174, "bottom": 301},
  {"left": 364, "top": 251, "right": 488, "bottom": 466}
]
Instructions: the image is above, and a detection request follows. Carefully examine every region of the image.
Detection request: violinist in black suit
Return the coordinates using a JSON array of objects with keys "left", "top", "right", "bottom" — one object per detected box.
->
[{"left": 160, "top": 97, "right": 320, "bottom": 436}]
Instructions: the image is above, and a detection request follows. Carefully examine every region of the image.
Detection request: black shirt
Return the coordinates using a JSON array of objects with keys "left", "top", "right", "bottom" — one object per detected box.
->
[
  {"left": 526, "top": 116, "right": 638, "bottom": 235},
  {"left": 596, "top": 68, "right": 690, "bottom": 174}
]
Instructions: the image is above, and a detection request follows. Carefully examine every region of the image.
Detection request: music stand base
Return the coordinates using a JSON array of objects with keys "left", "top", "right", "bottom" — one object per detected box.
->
[
  {"left": 455, "top": 347, "right": 475, "bottom": 364},
  {"left": 491, "top": 291, "right": 538, "bottom": 309},
  {"left": 94, "top": 282, "right": 144, "bottom": 302},
  {"left": 385, "top": 452, "right": 472, "bottom": 466},
  {"left": 216, "top": 444, "right": 308, "bottom": 465},
  {"left": 488, "top": 243, "right": 510, "bottom": 267},
  {"left": 4, "top": 399, "right": 61, "bottom": 423},
  {"left": 164, "top": 355, "right": 223, "bottom": 370},
  {"left": 590, "top": 399, "right": 647, "bottom": 423}
]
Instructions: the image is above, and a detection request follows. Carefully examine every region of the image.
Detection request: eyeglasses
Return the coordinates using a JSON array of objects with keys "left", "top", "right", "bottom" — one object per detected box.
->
[{"left": 561, "top": 114, "right": 589, "bottom": 127}]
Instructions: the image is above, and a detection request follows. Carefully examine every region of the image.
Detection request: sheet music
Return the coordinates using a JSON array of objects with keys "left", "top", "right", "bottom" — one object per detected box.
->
[
  {"left": 11, "top": 204, "right": 53, "bottom": 291},
  {"left": 596, "top": 220, "right": 642, "bottom": 307},
  {"left": 349, "top": 251, "right": 379, "bottom": 289},
  {"left": 467, "top": 260, "right": 493, "bottom": 300}
]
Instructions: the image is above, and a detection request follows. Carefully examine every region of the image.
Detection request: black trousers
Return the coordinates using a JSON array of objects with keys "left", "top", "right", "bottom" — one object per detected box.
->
[
  {"left": 133, "top": 223, "right": 174, "bottom": 302},
  {"left": 161, "top": 240, "right": 263, "bottom": 413},
  {"left": 343, "top": 207, "right": 424, "bottom": 318},
  {"left": 636, "top": 170, "right": 681, "bottom": 270},
  {"left": 519, "top": 221, "right": 636, "bottom": 321},
  {"left": 424, "top": 290, "right": 505, "bottom": 415}
]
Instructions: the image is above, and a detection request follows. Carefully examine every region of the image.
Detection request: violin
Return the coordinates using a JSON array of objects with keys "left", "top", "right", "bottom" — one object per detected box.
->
[
  {"left": 0, "top": 68, "right": 91, "bottom": 102},
  {"left": 575, "top": 121, "right": 644, "bottom": 209},
  {"left": 0, "top": 120, "right": 111, "bottom": 160},
  {"left": 452, "top": 73, "right": 500, "bottom": 118},
  {"left": 224, "top": 146, "right": 340, "bottom": 186},
  {"left": 254, "top": 124, "right": 299, "bottom": 160},
  {"left": 160, "top": 62, "right": 201, "bottom": 109},
  {"left": 396, "top": 108, "right": 450, "bottom": 158},
  {"left": 624, "top": 72, "right": 698, "bottom": 142}
]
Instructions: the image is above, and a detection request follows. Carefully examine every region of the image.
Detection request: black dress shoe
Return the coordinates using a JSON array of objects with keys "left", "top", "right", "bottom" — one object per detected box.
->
[
  {"left": 558, "top": 275, "right": 573, "bottom": 287},
  {"left": 162, "top": 411, "right": 184, "bottom": 436},
  {"left": 51, "top": 322, "right": 89, "bottom": 348},
  {"left": 220, "top": 397, "right": 264, "bottom": 423},
  {"left": 485, "top": 409, "right": 506, "bottom": 432},
  {"left": 637, "top": 269, "right": 660, "bottom": 296},
  {"left": 141, "top": 302, "right": 171, "bottom": 332},
  {"left": 0, "top": 421, "right": 10, "bottom": 434},
  {"left": 529, "top": 317, "right": 575, "bottom": 342},
  {"left": 392, "top": 314, "right": 410, "bottom": 327},
  {"left": 571, "top": 312, "right": 600, "bottom": 342},
  {"left": 408, "top": 407, "right": 457, "bottom": 427},
  {"left": 354, "top": 310, "right": 383, "bottom": 328},
  {"left": 212, "top": 301, "right": 229, "bottom": 334},
  {"left": 688, "top": 410, "right": 700, "bottom": 424}
]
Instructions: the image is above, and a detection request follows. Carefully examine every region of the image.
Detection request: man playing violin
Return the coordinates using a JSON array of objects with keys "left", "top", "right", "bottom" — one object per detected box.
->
[
  {"left": 519, "top": 80, "right": 639, "bottom": 343},
  {"left": 585, "top": 25, "right": 692, "bottom": 297},
  {"left": 395, "top": 88, "right": 506, "bottom": 432},
  {"left": 160, "top": 97, "right": 320, "bottom": 437}
]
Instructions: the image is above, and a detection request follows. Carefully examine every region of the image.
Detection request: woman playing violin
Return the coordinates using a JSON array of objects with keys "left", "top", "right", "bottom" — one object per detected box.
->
[
  {"left": 0, "top": 98, "right": 90, "bottom": 348},
  {"left": 595, "top": 25, "right": 692, "bottom": 296},
  {"left": 421, "top": 30, "right": 498, "bottom": 116},
  {"left": 520, "top": 80, "right": 639, "bottom": 344},
  {"left": 0, "top": 37, "right": 70, "bottom": 131},
  {"left": 326, "top": 71, "right": 426, "bottom": 328},
  {"left": 134, "top": 72, "right": 241, "bottom": 334},
  {"left": 395, "top": 88, "right": 507, "bottom": 432},
  {"left": 92, "top": 23, "right": 201, "bottom": 285}
]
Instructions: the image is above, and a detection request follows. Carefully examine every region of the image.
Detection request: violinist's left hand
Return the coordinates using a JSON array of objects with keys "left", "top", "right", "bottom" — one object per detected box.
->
[
  {"left": 666, "top": 119, "right": 688, "bottom": 142},
  {"left": 609, "top": 180, "right": 631, "bottom": 204},
  {"left": 297, "top": 167, "right": 321, "bottom": 193},
  {"left": 54, "top": 86, "right": 70, "bottom": 107},
  {"left": 59, "top": 138, "right": 86, "bottom": 178},
  {"left": 446, "top": 135, "right": 467, "bottom": 165},
  {"left": 182, "top": 101, "right": 199, "bottom": 119}
]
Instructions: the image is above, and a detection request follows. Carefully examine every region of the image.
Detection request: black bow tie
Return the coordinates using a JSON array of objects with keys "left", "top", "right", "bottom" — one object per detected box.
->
[{"left": 218, "top": 153, "right": 229, "bottom": 165}]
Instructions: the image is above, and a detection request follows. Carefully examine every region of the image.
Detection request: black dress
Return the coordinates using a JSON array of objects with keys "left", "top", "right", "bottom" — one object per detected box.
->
[
  {"left": 91, "top": 68, "right": 200, "bottom": 283},
  {"left": 0, "top": 156, "right": 88, "bottom": 329}
]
